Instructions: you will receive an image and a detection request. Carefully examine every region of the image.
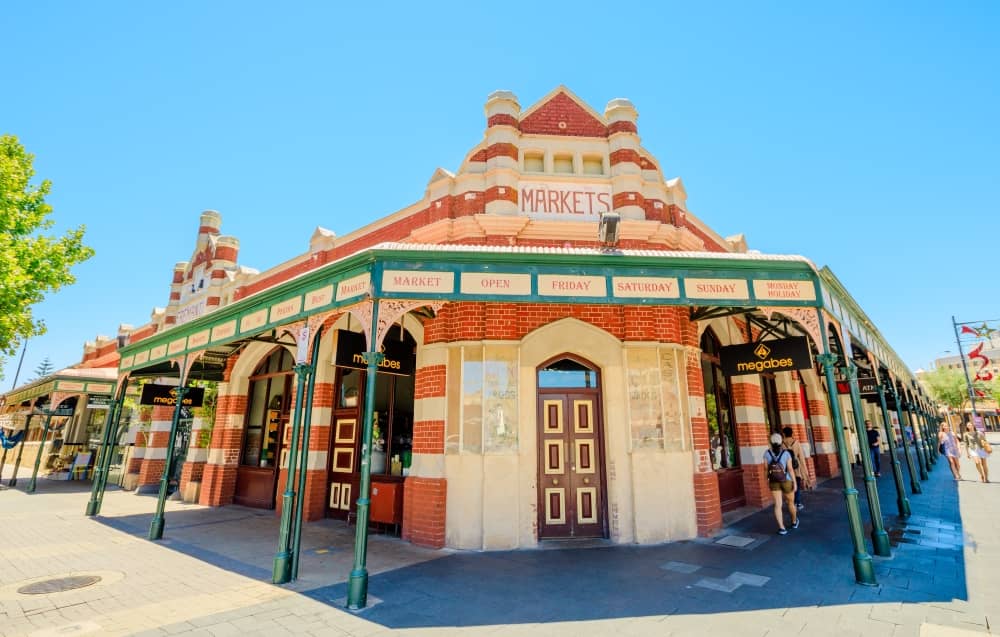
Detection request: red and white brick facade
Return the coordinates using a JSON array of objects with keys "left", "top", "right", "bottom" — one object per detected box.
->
[{"left": 120, "top": 87, "right": 862, "bottom": 550}]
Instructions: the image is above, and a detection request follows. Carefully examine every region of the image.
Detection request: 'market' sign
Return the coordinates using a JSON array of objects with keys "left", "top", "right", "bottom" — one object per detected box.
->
[{"left": 719, "top": 337, "right": 813, "bottom": 377}]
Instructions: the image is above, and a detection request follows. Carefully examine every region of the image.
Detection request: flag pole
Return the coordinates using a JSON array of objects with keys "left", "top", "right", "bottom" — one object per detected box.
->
[{"left": 952, "top": 316, "right": 982, "bottom": 428}]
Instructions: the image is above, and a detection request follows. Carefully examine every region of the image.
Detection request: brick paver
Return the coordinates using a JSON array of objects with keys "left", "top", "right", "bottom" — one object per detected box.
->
[{"left": 1, "top": 437, "right": 998, "bottom": 636}]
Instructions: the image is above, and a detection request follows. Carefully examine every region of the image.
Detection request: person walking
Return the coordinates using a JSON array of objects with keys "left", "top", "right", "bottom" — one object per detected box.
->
[
  {"left": 782, "top": 426, "right": 811, "bottom": 510},
  {"left": 938, "top": 422, "right": 962, "bottom": 480},
  {"left": 865, "top": 420, "right": 882, "bottom": 477},
  {"left": 765, "top": 432, "right": 798, "bottom": 535},
  {"left": 963, "top": 421, "right": 991, "bottom": 483}
]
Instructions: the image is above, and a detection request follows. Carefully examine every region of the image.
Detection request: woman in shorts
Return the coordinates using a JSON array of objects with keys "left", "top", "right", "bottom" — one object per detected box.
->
[
  {"left": 938, "top": 423, "right": 962, "bottom": 480},
  {"left": 765, "top": 432, "right": 798, "bottom": 535}
]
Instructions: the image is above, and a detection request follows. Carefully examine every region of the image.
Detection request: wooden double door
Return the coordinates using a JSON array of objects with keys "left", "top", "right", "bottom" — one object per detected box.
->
[{"left": 537, "top": 391, "right": 607, "bottom": 539}]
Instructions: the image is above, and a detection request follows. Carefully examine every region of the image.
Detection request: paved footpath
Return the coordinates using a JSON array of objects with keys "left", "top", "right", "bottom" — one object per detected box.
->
[{"left": 1, "top": 438, "right": 998, "bottom": 637}]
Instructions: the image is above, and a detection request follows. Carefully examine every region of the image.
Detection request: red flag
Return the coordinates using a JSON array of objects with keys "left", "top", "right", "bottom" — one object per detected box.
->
[{"left": 962, "top": 325, "right": 978, "bottom": 335}]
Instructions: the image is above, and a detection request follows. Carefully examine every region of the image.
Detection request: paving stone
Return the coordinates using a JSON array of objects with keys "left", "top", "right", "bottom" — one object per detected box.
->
[
  {"left": 693, "top": 577, "right": 741, "bottom": 593},
  {"left": 726, "top": 571, "right": 770, "bottom": 587},
  {"left": 660, "top": 561, "right": 702, "bottom": 574}
]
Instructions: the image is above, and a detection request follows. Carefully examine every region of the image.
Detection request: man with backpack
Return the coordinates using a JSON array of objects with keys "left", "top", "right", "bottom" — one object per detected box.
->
[
  {"left": 782, "top": 426, "right": 810, "bottom": 510},
  {"left": 765, "top": 432, "right": 799, "bottom": 535}
]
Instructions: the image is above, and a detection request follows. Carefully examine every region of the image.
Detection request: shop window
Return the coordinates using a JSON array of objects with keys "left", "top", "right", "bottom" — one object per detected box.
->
[
  {"left": 553, "top": 154, "right": 574, "bottom": 174},
  {"left": 582, "top": 156, "right": 604, "bottom": 175},
  {"left": 761, "top": 373, "right": 781, "bottom": 433},
  {"left": 659, "top": 348, "right": 686, "bottom": 452},
  {"left": 523, "top": 151, "right": 544, "bottom": 172},
  {"left": 626, "top": 348, "right": 664, "bottom": 449},
  {"left": 334, "top": 328, "right": 416, "bottom": 476},
  {"left": 701, "top": 330, "right": 739, "bottom": 470},
  {"left": 240, "top": 348, "right": 293, "bottom": 468},
  {"left": 483, "top": 346, "right": 519, "bottom": 453}
]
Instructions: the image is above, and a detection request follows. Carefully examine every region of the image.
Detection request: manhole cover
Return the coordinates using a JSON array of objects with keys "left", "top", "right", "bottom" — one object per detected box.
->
[{"left": 17, "top": 575, "right": 102, "bottom": 595}]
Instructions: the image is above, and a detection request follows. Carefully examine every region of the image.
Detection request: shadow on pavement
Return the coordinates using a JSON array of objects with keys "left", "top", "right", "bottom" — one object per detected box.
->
[{"left": 91, "top": 454, "right": 968, "bottom": 629}]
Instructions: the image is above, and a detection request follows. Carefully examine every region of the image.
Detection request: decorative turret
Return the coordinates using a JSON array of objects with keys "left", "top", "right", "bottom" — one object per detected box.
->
[
  {"left": 484, "top": 91, "right": 521, "bottom": 215},
  {"left": 605, "top": 98, "right": 644, "bottom": 220}
]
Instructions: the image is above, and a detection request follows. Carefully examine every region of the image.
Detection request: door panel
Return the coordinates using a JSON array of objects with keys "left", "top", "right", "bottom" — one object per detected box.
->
[
  {"left": 537, "top": 392, "right": 606, "bottom": 539},
  {"left": 328, "top": 414, "right": 357, "bottom": 516}
]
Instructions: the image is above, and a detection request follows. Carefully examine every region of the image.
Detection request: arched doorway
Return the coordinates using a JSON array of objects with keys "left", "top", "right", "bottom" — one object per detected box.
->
[
  {"left": 234, "top": 347, "right": 294, "bottom": 508},
  {"left": 327, "top": 326, "right": 417, "bottom": 527},
  {"left": 700, "top": 329, "right": 746, "bottom": 511},
  {"left": 536, "top": 355, "right": 608, "bottom": 539}
]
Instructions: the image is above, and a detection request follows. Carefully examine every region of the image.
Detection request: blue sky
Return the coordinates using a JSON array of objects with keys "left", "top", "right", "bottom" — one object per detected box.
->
[{"left": 1, "top": 2, "right": 998, "bottom": 384}]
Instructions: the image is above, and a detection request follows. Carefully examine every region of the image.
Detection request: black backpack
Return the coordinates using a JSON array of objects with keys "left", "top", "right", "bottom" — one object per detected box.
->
[
  {"left": 767, "top": 449, "right": 788, "bottom": 482},
  {"left": 785, "top": 442, "right": 800, "bottom": 470}
]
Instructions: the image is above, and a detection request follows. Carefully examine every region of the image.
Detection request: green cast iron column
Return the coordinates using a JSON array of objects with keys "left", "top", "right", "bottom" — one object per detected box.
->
[
  {"left": 291, "top": 326, "right": 324, "bottom": 582},
  {"left": 891, "top": 387, "right": 921, "bottom": 495},
  {"left": 26, "top": 411, "right": 55, "bottom": 494},
  {"left": 8, "top": 415, "right": 30, "bottom": 487},
  {"left": 94, "top": 395, "right": 128, "bottom": 514},
  {"left": 922, "top": 410, "right": 938, "bottom": 464},
  {"left": 846, "top": 364, "right": 891, "bottom": 556},
  {"left": 87, "top": 389, "right": 125, "bottom": 516},
  {"left": 875, "top": 383, "right": 910, "bottom": 517},
  {"left": 908, "top": 403, "right": 929, "bottom": 480},
  {"left": 149, "top": 386, "right": 188, "bottom": 540},
  {"left": 818, "top": 353, "right": 877, "bottom": 585},
  {"left": 272, "top": 363, "right": 310, "bottom": 584},
  {"left": 347, "top": 300, "right": 384, "bottom": 610},
  {"left": 917, "top": 409, "right": 932, "bottom": 466}
]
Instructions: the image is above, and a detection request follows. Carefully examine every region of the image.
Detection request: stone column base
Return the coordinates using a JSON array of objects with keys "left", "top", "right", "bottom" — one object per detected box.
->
[
  {"left": 742, "top": 464, "right": 770, "bottom": 508},
  {"left": 692, "top": 471, "right": 722, "bottom": 536},
  {"left": 199, "top": 464, "right": 238, "bottom": 507},
  {"left": 402, "top": 476, "right": 446, "bottom": 548},
  {"left": 813, "top": 453, "right": 840, "bottom": 477}
]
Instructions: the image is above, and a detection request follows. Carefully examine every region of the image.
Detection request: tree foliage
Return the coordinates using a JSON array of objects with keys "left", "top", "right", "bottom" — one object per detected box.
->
[
  {"left": 0, "top": 135, "right": 94, "bottom": 357},
  {"left": 923, "top": 366, "right": 975, "bottom": 410},
  {"left": 29, "top": 356, "right": 54, "bottom": 381}
]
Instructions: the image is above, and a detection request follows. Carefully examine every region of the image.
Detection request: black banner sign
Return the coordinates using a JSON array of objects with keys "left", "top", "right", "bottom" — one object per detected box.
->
[
  {"left": 334, "top": 330, "right": 415, "bottom": 376},
  {"left": 87, "top": 395, "right": 113, "bottom": 409},
  {"left": 139, "top": 384, "right": 205, "bottom": 408},
  {"left": 33, "top": 404, "right": 75, "bottom": 417},
  {"left": 719, "top": 337, "right": 812, "bottom": 377},
  {"left": 835, "top": 376, "right": 879, "bottom": 397}
]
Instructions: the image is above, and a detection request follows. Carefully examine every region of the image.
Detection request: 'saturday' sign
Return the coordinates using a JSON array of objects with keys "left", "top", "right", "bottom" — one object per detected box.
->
[
  {"left": 139, "top": 384, "right": 205, "bottom": 408},
  {"left": 719, "top": 337, "right": 812, "bottom": 377}
]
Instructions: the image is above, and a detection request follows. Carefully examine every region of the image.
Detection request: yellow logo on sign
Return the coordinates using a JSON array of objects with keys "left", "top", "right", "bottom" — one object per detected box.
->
[{"left": 754, "top": 343, "right": 771, "bottom": 359}]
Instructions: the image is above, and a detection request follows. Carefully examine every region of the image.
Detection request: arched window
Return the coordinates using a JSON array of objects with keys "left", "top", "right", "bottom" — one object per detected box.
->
[
  {"left": 538, "top": 357, "right": 598, "bottom": 389},
  {"left": 701, "top": 330, "right": 739, "bottom": 470},
  {"left": 240, "top": 348, "right": 294, "bottom": 468}
]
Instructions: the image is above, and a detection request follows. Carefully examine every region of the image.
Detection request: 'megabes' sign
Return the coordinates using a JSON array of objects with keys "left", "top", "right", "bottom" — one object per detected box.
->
[
  {"left": 719, "top": 337, "right": 812, "bottom": 377},
  {"left": 139, "top": 384, "right": 205, "bottom": 408}
]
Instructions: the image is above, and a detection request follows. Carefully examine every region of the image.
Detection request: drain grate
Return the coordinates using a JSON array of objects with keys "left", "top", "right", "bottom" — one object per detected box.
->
[{"left": 17, "top": 575, "right": 102, "bottom": 595}]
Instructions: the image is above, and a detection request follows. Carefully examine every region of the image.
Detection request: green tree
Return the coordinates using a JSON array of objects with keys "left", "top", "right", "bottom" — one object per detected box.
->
[
  {"left": 923, "top": 366, "right": 976, "bottom": 412},
  {"left": 29, "top": 356, "right": 54, "bottom": 381},
  {"left": 0, "top": 134, "right": 94, "bottom": 359}
]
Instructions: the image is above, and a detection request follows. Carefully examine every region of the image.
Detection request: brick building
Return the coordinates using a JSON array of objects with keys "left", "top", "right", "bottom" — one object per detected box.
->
[{"left": 99, "top": 87, "right": 928, "bottom": 550}]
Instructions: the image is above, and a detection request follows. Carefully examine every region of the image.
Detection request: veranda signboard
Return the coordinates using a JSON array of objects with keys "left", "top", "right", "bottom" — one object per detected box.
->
[
  {"left": 139, "top": 384, "right": 205, "bottom": 408},
  {"left": 719, "top": 337, "right": 812, "bottom": 377}
]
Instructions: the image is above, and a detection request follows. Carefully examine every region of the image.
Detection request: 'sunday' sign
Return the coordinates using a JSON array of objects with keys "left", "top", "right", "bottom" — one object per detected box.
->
[{"left": 519, "top": 182, "right": 612, "bottom": 220}]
